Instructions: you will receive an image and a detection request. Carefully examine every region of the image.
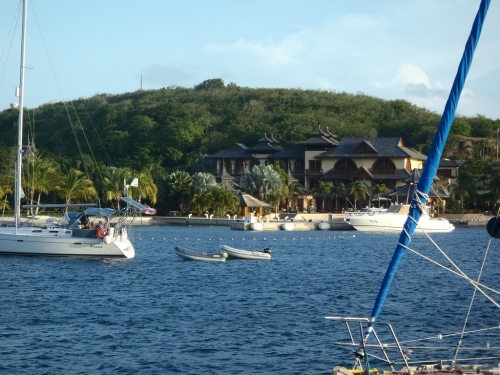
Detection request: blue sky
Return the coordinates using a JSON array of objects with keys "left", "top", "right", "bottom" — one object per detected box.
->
[{"left": 1, "top": 0, "right": 499, "bottom": 119}]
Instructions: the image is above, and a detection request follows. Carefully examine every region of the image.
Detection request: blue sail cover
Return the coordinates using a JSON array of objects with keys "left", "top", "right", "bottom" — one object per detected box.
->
[{"left": 368, "top": 0, "right": 491, "bottom": 331}]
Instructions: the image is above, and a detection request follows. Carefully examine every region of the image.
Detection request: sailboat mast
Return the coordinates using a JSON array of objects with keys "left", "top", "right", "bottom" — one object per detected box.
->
[{"left": 14, "top": 0, "right": 28, "bottom": 226}]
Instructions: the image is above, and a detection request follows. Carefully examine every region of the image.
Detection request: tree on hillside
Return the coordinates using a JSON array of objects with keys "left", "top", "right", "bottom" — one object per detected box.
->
[{"left": 194, "top": 78, "right": 225, "bottom": 91}]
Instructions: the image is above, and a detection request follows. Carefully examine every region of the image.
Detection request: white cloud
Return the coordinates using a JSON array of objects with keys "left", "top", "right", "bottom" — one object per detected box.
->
[{"left": 394, "top": 64, "right": 431, "bottom": 88}]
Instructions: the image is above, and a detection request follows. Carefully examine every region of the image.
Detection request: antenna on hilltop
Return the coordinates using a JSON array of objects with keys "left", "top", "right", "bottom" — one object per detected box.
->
[{"left": 140, "top": 71, "right": 143, "bottom": 91}]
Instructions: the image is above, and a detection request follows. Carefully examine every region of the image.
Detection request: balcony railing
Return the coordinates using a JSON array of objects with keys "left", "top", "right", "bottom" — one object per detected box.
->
[{"left": 306, "top": 168, "right": 323, "bottom": 176}]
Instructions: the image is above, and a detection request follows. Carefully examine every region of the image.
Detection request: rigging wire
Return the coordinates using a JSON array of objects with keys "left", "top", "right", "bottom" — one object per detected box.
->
[
  {"left": 29, "top": 1, "right": 114, "bottom": 204},
  {"left": 452, "top": 206, "right": 500, "bottom": 365},
  {"left": 0, "top": 1, "right": 22, "bottom": 86}
]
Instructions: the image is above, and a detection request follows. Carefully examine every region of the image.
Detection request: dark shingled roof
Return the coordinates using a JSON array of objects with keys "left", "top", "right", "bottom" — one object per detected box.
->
[
  {"left": 322, "top": 168, "right": 410, "bottom": 181},
  {"left": 389, "top": 185, "right": 450, "bottom": 198},
  {"left": 249, "top": 142, "right": 283, "bottom": 153},
  {"left": 271, "top": 145, "right": 306, "bottom": 159},
  {"left": 315, "top": 137, "right": 427, "bottom": 159},
  {"left": 216, "top": 165, "right": 234, "bottom": 183},
  {"left": 405, "top": 168, "right": 439, "bottom": 183},
  {"left": 208, "top": 143, "right": 255, "bottom": 159},
  {"left": 439, "top": 159, "right": 465, "bottom": 167},
  {"left": 297, "top": 126, "right": 339, "bottom": 147},
  {"left": 250, "top": 134, "right": 283, "bottom": 153},
  {"left": 232, "top": 163, "right": 250, "bottom": 188}
]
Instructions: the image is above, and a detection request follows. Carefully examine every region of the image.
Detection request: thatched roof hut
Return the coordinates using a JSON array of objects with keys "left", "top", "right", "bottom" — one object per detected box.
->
[{"left": 237, "top": 193, "right": 270, "bottom": 217}]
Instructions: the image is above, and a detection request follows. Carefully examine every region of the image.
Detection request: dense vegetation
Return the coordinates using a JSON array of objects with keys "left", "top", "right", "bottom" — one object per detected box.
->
[{"left": 0, "top": 79, "right": 499, "bottom": 215}]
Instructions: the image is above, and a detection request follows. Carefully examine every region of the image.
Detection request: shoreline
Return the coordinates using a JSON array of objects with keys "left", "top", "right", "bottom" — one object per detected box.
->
[{"left": 1, "top": 212, "right": 490, "bottom": 231}]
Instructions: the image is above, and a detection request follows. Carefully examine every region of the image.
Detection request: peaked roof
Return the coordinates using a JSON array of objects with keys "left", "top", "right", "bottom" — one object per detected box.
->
[
  {"left": 209, "top": 143, "right": 255, "bottom": 159},
  {"left": 271, "top": 145, "right": 306, "bottom": 159},
  {"left": 316, "top": 137, "right": 427, "bottom": 159},
  {"left": 389, "top": 185, "right": 450, "bottom": 199},
  {"left": 405, "top": 168, "right": 439, "bottom": 184},
  {"left": 232, "top": 163, "right": 250, "bottom": 188},
  {"left": 216, "top": 165, "right": 234, "bottom": 183},
  {"left": 297, "top": 126, "right": 339, "bottom": 147},
  {"left": 237, "top": 193, "right": 270, "bottom": 207},
  {"left": 250, "top": 133, "right": 283, "bottom": 153}
]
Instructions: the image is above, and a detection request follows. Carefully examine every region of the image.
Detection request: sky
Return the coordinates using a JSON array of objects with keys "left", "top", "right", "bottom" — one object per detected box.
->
[{"left": 1, "top": 0, "right": 499, "bottom": 119}]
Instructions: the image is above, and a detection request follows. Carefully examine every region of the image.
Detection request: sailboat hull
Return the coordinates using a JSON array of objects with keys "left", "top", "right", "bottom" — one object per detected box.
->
[{"left": 0, "top": 228, "right": 135, "bottom": 258}]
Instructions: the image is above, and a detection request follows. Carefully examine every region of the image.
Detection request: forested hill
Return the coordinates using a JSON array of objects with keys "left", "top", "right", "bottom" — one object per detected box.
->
[{"left": 0, "top": 78, "right": 498, "bottom": 173}]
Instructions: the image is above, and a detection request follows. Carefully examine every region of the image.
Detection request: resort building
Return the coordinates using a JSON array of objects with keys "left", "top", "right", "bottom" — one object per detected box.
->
[{"left": 208, "top": 128, "right": 459, "bottom": 212}]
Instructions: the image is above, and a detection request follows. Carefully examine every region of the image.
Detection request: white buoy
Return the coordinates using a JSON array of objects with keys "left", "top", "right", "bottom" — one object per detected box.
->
[{"left": 251, "top": 222, "right": 264, "bottom": 231}]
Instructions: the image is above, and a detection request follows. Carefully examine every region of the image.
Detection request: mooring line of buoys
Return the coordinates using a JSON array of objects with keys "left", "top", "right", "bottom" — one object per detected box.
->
[{"left": 138, "top": 234, "right": 356, "bottom": 241}]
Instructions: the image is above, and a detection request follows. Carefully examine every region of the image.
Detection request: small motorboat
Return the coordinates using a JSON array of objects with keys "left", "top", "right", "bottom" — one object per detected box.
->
[
  {"left": 220, "top": 245, "right": 271, "bottom": 260},
  {"left": 174, "top": 246, "right": 227, "bottom": 262}
]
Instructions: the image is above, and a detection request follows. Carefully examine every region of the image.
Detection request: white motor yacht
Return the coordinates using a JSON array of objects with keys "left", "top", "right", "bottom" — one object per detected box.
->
[{"left": 344, "top": 204, "right": 454, "bottom": 233}]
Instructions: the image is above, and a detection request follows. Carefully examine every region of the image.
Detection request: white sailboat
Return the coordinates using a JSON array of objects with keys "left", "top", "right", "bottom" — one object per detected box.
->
[
  {"left": 327, "top": 0, "right": 500, "bottom": 373},
  {"left": 0, "top": 0, "right": 153, "bottom": 258}
]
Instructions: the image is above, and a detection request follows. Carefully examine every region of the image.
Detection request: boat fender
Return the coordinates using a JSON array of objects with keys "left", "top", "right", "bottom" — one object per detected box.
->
[
  {"left": 97, "top": 228, "right": 108, "bottom": 239},
  {"left": 103, "top": 235, "right": 113, "bottom": 244},
  {"left": 486, "top": 217, "right": 500, "bottom": 239}
]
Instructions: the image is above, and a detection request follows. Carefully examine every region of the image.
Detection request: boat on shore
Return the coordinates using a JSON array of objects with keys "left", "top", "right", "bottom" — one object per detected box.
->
[
  {"left": 220, "top": 245, "right": 271, "bottom": 260},
  {"left": 344, "top": 204, "right": 455, "bottom": 233},
  {"left": 174, "top": 246, "right": 228, "bottom": 262}
]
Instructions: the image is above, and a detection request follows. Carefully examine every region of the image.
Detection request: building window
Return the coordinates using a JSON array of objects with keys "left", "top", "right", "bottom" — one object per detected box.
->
[
  {"left": 334, "top": 158, "right": 357, "bottom": 171},
  {"left": 372, "top": 158, "right": 396, "bottom": 173},
  {"left": 309, "top": 177, "right": 320, "bottom": 189},
  {"left": 309, "top": 160, "right": 322, "bottom": 173}
]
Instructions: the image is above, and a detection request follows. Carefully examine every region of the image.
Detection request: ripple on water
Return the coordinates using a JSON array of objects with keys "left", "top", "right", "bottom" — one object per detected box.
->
[{"left": 0, "top": 226, "right": 497, "bottom": 374}]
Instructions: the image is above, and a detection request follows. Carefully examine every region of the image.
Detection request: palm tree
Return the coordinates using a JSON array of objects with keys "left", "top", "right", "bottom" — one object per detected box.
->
[
  {"left": 22, "top": 155, "right": 62, "bottom": 215},
  {"left": 131, "top": 166, "right": 158, "bottom": 205},
  {"left": 331, "top": 182, "right": 346, "bottom": 212},
  {"left": 56, "top": 169, "right": 97, "bottom": 208},
  {"left": 169, "top": 170, "right": 192, "bottom": 212},
  {"left": 287, "top": 181, "right": 303, "bottom": 211},
  {"left": 314, "top": 180, "right": 332, "bottom": 212},
  {"left": 346, "top": 181, "right": 368, "bottom": 209},
  {"left": 246, "top": 165, "right": 283, "bottom": 203},
  {"left": 103, "top": 167, "right": 132, "bottom": 210},
  {"left": 191, "top": 172, "right": 217, "bottom": 192},
  {"left": 371, "top": 183, "right": 388, "bottom": 208},
  {"left": 0, "top": 184, "right": 12, "bottom": 212}
]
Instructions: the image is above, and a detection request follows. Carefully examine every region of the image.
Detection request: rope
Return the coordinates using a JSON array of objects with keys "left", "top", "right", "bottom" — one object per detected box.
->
[
  {"left": 398, "top": 242, "right": 500, "bottom": 307},
  {"left": 452, "top": 207, "right": 500, "bottom": 364}
]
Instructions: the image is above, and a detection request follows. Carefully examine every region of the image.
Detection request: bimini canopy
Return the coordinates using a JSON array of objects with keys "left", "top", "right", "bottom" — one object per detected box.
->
[{"left": 84, "top": 207, "right": 119, "bottom": 218}]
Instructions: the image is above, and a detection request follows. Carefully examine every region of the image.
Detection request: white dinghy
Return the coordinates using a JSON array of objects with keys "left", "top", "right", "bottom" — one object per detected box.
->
[{"left": 220, "top": 245, "right": 271, "bottom": 260}]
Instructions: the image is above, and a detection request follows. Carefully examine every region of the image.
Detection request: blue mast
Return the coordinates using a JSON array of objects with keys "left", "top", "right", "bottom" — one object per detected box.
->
[{"left": 367, "top": 0, "right": 491, "bottom": 331}]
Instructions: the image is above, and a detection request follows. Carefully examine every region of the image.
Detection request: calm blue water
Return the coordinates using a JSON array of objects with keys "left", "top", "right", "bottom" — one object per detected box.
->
[{"left": 0, "top": 226, "right": 498, "bottom": 375}]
